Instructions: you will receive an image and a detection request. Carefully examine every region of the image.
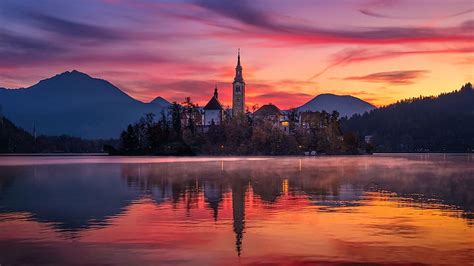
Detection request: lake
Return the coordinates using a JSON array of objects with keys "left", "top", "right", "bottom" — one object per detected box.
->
[{"left": 0, "top": 154, "right": 473, "bottom": 265}]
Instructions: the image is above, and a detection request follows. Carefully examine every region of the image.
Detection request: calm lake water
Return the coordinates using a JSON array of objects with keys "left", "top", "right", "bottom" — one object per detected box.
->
[{"left": 0, "top": 154, "right": 473, "bottom": 265}]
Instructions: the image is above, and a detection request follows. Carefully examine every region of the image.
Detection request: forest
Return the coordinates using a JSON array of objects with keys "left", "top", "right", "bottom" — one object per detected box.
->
[
  {"left": 341, "top": 83, "right": 474, "bottom": 152},
  {"left": 0, "top": 117, "right": 117, "bottom": 153},
  {"left": 115, "top": 100, "right": 364, "bottom": 156}
]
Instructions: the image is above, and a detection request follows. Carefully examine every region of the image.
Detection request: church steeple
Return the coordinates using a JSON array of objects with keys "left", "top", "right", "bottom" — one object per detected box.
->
[
  {"left": 237, "top": 48, "right": 241, "bottom": 66},
  {"left": 232, "top": 49, "right": 246, "bottom": 116},
  {"left": 214, "top": 85, "right": 218, "bottom": 99},
  {"left": 234, "top": 49, "right": 243, "bottom": 83}
]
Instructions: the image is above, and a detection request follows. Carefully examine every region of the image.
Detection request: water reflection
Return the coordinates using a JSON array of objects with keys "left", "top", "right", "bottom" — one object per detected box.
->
[{"left": 0, "top": 155, "right": 473, "bottom": 264}]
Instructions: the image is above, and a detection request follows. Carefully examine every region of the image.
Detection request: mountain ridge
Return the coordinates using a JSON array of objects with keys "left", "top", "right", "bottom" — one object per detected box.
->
[
  {"left": 297, "top": 93, "right": 375, "bottom": 118},
  {"left": 0, "top": 70, "right": 170, "bottom": 139},
  {"left": 1, "top": 70, "right": 379, "bottom": 139}
]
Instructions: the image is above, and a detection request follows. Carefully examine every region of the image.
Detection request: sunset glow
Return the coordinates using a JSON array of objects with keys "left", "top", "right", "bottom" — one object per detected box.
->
[
  {"left": 0, "top": 155, "right": 473, "bottom": 264},
  {"left": 1, "top": 0, "right": 472, "bottom": 108}
]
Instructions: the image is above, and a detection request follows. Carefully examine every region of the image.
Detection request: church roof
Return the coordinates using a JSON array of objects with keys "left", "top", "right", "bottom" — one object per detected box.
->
[
  {"left": 204, "top": 96, "right": 223, "bottom": 110},
  {"left": 254, "top": 104, "right": 281, "bottom": 116}
]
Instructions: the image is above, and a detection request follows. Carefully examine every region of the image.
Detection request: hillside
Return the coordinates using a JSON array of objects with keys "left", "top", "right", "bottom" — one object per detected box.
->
[
  {"left": 0, "top": 115, "right": 118, "bottom": 153},
  {"left": 0, "top": 116, "right": 34, "bottom": 153},
  {"left": 341, "top": 83, "right": 474, "bottom": 152},
  {"left": 297, "top": 93, "right": 375, "bottom": 118},
  {"left": 0, "top": 71, "right": 170, "bottom": 139}
]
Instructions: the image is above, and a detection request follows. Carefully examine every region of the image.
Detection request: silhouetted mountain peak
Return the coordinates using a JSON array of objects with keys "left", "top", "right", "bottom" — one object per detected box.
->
[
  {"left": 0, "top": 70, "right": 168, "bottom": 138},
  {"left": 150, "top": 96, "right": 170, "bottom": 106},
  {"left": 312, "top": 93, "right": 364, "bottom": 101},
  {"left": 28, "top": 70, "right": 136, "bottom": 104},
  {"left": 298, "top": 93, "right": 375, "bottom": 118},
  {"left": 48, "top": 70, "right": 91, "bottom": 81}
]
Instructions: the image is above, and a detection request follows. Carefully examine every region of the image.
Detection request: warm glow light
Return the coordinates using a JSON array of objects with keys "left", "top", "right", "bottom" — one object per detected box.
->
[{"left": 0, "top": 1, "right": 471, "bottom": 109}]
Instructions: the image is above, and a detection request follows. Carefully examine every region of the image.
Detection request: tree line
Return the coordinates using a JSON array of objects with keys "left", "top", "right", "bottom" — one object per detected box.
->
[
  {"left": 0, "top": 116, "right": 117, "bottom": 153},
  {"left": 341, "top": 83, "right": 474, "bottom": 152},
  {"left": 115, "top": 99, "right": 365, "bottom": 156}
]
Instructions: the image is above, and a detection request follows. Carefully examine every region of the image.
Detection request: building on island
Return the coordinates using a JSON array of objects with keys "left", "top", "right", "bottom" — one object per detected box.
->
[
  {"left": 232, "top": 49, "right": 245, "bottom": 116},
  {"left": 254, "top": 104, "right": 281, "bottom": 121},
  {"left": 202, "top": 49, "right": 245, "bottom": 127},
  {"left": 299, "top": 112, "right": 318, "bottom": 130},
  {"left": 203, "top": 86, "right": 224, "bottom": 126},
  {"left": 180, "top": 110, "right": 203, "bottom": 127},
  {"left": 253, "top": 104, "right": 290, "bottom": 133},
  {"left": 364, "top": 135, "right": 373, "bottom": 144}
]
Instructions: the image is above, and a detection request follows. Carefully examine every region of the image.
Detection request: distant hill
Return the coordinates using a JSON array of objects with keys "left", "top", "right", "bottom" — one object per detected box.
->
[
  {"left": 0, "top": 70, "right": 170, "bottom": 139},
  {"left": 0, "top": 116, "right": 34, "bottom": 153},
  {"left": 341, "top": 83, "right": 474, "bottom": 152},
  {"left": 0, "top": 115, "right": 116, "bottom": 153},
  {"left": 297, "top": 94, "right": 375, "bottom": 118}
]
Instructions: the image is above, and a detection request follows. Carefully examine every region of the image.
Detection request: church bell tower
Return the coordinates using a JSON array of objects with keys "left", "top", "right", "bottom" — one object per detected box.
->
[{"left": 232, "top": 49, "right": 245, "bottom": 116}]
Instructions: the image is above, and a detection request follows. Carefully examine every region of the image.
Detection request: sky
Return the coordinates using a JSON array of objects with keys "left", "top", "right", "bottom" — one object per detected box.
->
[{"left": 0, "top": 0, "right": 473, "bottom": 109}]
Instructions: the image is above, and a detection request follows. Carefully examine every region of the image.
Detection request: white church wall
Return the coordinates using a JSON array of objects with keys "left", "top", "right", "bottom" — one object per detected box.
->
[{"left": 204, "top": 110, "right": 221, "bottom": 125}]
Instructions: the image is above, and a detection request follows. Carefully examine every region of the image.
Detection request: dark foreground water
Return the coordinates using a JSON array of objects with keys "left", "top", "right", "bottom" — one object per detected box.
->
[{"left": 0, "top": 154, "right": 473, "bottom": 265}]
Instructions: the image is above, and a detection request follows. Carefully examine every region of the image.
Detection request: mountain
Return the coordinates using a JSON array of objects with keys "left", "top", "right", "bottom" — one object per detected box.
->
[
  {"left": 150, "top": 96, "right": 170, "bottom": 106},
  {"left": 341, "top": 83, "right": 474, "bottom": 152},
  {"left": 297, "top": 94, "right": 375, "bottom": 118},
  {"left": 0, "top": 70, "right": 170, "bottom": 139}
]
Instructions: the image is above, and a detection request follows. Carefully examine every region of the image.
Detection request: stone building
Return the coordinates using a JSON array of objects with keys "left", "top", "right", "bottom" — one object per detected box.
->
[{"left": 253, "top": 104, "right": 290, "bottom": 133}]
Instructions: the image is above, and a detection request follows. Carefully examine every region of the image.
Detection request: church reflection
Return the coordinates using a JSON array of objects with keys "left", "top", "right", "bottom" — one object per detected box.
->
[
  {"left": 0, "top": 156, "right": 473, "bottom": 256},
  {"left": 231, "top": 177, "right": 247, "bottom": 256},
  {"left": 203, "top": 181, "right": 223, "bottom": 222}
]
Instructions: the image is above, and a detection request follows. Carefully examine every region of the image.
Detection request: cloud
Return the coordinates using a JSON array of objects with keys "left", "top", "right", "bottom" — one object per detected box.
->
[
  {"left": 112, "top": 75, "right": 317, "bottom": 109},
  {"left": 0, "top": 30, "right": 67, "bottom": 68},
  {"left": 308, "top": 46, "right": 474, "bottom": 80},
  {"left": 192, "top": 0, "right": 474, "bottom": 45},
  {"left": 249, "top": 91, "right": 313, "bottom": 109},
  {"left": 344, "top": 70, "right": 428, "bottom": 85},
  {"left": 27, "top": 11, "right": 125, "bottom": 41},
  {"left": 359, "top": 0, "right": 474, "bottom": 20},
  {"left": 332, "top": 47, "right": 474, "bottom": 64},
  {"left": 308, "top": 49, "right": 364, "bottom": 80},
  {"left": 0, "top": 30, "right": 60, "bottom": 52},
  {"left": 0, "top": 33, "right": 179, "bottom": 68},
  {"left": 194, "top": 0, "right": 270, "bottom": 29}
]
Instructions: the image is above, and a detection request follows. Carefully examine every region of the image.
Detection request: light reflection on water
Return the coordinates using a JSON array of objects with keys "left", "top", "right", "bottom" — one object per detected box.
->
[{"left": 0, "top": 154, "right": 473, "bottom": 265}]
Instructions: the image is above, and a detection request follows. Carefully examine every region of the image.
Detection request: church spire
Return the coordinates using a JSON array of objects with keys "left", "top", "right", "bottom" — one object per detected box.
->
[
  {"left": 237, "top": 48, "right": 241, "bottom": 66},
  {"left": 234, "top": 49, "right": 243, "bottom": 83},
  {"left": 214, "top": 85, "right": 218, "bottom": 99}
]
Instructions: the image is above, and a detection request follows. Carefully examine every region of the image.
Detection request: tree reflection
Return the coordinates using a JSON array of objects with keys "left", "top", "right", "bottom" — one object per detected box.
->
[{"left": 0, "top": 155, "right": 472, "bottom": 250}]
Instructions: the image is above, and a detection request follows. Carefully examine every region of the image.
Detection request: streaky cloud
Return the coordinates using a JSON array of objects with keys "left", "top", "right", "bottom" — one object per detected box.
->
[
  {"left": 359, "top": 7, "right": 474, "bottom": 20},
  {"left": 309, "top": 46, "right": 474, "bottom": 80},
  {"left": 193, "top": 0, "right": 474, "bottom": 45},
  {"left": 344, "top": 70, "right": 429, "bottom": 85}
]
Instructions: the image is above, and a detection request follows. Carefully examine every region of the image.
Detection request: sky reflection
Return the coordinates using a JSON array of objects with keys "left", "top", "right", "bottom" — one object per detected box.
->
[{"left": 0, "top": 155, "right": 473, "bottom": 264}]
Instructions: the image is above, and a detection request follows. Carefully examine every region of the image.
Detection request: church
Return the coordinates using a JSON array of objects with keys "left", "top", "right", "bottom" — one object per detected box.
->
[
  {"left": 203, "top": 50, "right": 246, "bottom": 125},
  {"left": 202, "top": 50, "right": 290, "bottom": 133}
]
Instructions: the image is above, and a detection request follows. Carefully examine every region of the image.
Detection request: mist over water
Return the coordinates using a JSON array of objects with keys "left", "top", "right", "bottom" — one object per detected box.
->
[{"left": 0, "top": 154, "right": 473, "bottom": 264}]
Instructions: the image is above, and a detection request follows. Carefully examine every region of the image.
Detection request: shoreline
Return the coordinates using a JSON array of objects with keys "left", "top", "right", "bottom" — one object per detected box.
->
[{"left": 0, "top": 152, "right": 472, "bottom": 157}]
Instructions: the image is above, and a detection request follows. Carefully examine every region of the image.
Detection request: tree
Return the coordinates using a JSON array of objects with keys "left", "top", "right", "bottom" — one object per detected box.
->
[
  {"left": 341, "top": 83, "right": 474, "bottom": 152},
  {"left": 169, "top": 102, "right": 183, "bottom": 141},
  {"left": 120, "top": 125, "right": 139, "bottom": 153}
]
